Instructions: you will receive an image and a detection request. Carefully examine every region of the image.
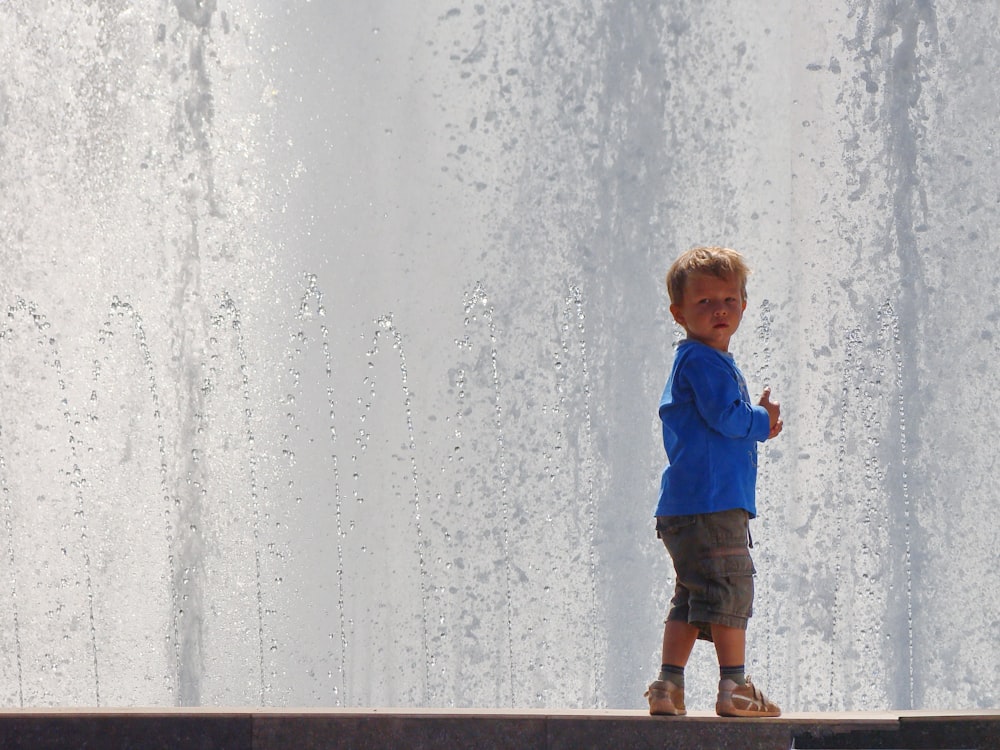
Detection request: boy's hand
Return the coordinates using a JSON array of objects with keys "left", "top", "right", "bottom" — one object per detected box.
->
[{"left": 759, "top": 387, "right": 783, "bottom": 439}]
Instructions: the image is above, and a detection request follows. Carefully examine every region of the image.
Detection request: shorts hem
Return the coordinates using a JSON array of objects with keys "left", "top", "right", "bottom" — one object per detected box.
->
[{"left": 666, "top": 609, "right": 750, "bottom": 632}]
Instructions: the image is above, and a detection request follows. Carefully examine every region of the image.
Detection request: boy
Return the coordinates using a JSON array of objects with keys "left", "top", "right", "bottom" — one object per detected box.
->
[{"left": 645, "top": 246, "right": 782, "bottom": 718}]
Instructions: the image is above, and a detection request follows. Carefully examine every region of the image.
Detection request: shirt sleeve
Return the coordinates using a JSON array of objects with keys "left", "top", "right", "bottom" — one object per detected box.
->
[{"left": 680, "top": 353, "right": 770, "bottom": 441}]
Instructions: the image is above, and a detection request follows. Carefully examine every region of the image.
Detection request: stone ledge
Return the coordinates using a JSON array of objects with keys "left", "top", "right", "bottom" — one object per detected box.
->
[{"left": 0, "top": 708, "right": 995, "bottom": 749}]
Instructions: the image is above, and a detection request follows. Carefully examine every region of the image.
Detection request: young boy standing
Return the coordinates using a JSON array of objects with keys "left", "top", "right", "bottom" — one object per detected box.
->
[{"left": 645, "top": 246, "right": 782, "bottom": 718}]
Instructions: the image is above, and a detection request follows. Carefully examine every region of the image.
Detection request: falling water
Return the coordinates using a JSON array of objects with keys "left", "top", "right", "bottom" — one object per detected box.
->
[
  {"left": 91, "top": 298, "right": 173, "bottom": 705},
  {"left": 1, "top": 299, "right": 100, "bottom": 705},
  {"left": 459, "top": 283, "right": 515, "bottom": 705},
  {"left": 0, "top": 433, "right": 24, "bottom": 708},
  {"left": 1, "top": 1, "right": 999, "bottom": 712},
  {"left": 282, "top": 274, "right": 346, "bottom": 701},
  {"left": 211, "top": 293, "right": 267, "bottom": 703}
]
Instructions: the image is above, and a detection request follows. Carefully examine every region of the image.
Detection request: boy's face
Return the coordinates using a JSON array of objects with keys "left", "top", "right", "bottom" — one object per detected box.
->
[{"left": 670, "top": 272, "right": 746, "bottom": 352}]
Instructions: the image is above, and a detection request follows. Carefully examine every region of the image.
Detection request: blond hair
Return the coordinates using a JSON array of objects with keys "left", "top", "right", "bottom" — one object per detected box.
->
[{"left": 666, "top": 246, "right": 750, "bottom": 305}]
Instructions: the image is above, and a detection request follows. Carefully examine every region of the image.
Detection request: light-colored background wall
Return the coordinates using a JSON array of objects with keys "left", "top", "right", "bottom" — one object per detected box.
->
[{"left": 0, "top": 0, "right": 996, "bottom": 712}]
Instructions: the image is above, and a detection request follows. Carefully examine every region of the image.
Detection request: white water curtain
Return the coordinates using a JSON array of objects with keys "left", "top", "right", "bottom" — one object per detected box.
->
[{"left": 0, "top": 1, "right": 996, "bottom": 711}]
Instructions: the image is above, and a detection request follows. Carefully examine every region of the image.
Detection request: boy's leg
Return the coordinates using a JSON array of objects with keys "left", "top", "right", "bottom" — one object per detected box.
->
[
  {"left": 662, "top": 619, "right": 699, "bottom": 667},
  {"left": 650, "top": 516, "right": 699, "bottom": 716},
  {"left": 711, "top": 622, "right": 780, "bottom": 717},
  {"left": 710, "top": 623, "right": 745, "bottom": 669},
  {"left": 647, "top": 620, "right": 695, "bottom": 716}
]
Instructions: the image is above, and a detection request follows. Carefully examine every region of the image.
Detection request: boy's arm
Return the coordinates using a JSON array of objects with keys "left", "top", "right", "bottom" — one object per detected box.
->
[{"left": 685, "top": 357, "right": 771, "bottom": 441}]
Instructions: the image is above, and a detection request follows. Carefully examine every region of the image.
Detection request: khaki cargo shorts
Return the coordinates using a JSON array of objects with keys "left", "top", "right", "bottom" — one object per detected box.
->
[{"left": 655, "top": 508, "right": 755, "bottom": 641}]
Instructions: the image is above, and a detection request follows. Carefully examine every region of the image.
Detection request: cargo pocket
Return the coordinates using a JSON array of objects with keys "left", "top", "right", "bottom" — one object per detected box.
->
[
  {"left": 701, "top": 553, "right": 756, "bottom": 619},
  {"left": 655, "top": 514, "right": 696, "bottom": 538}
]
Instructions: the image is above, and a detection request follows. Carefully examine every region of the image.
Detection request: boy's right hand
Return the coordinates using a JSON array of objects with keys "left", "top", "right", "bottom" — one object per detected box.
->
[{"left": 759, "top": 387, "right": 783, "bottom": 439}]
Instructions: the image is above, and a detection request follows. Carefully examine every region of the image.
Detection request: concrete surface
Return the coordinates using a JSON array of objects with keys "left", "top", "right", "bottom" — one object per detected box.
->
[{"left": 0, "top": 708, "right": 996, "bottom": 749}]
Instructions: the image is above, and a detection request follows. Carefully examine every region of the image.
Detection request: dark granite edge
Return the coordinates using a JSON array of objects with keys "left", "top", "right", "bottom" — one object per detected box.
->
[{"left": 0, "top": 708, "right": 995, "bottom": 750}]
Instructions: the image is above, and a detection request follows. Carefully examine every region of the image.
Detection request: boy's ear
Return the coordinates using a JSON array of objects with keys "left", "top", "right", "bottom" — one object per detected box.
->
[{"left": 669, "top": 303, "right": 685, "bottom": 327}]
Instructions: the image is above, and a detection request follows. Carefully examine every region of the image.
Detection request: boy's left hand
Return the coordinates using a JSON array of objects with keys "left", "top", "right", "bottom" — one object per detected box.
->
[{"left": 759, "top": 387, "right": 783, "bottom": 439}]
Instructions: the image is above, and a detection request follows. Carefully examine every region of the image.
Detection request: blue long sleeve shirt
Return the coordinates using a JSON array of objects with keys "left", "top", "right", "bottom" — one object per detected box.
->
[{"left": 654, "top": 340, "right": 771, "bottom": 517}]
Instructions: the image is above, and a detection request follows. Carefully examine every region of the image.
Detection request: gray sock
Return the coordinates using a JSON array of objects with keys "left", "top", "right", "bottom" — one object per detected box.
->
[
  {"left": 658, "top": 664, "right": 685, "bottom": 688},
  {"left": 720, "top": 665, "right": 746, "bottom": 685}
]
